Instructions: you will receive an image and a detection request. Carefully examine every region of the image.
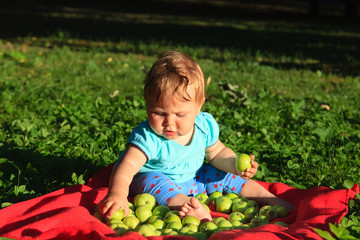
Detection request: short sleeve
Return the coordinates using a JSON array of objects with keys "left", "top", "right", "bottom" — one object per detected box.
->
[
  {"left": 127, "top": 121, "right": 158, "bottom": 160},
  {"left": 195, "top": 112, "right": 219, "bottom": 147}
]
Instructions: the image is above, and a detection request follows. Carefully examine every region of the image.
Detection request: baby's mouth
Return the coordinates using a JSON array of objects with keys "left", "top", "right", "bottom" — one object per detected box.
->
[{"left": 165, "top": 130, "right": 176, "bottom": 136}]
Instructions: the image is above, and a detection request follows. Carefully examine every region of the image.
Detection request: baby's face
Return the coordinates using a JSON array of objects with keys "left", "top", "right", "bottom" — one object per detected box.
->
[{"left": 146, "top": 85, "right": 203, "bottom": 143}]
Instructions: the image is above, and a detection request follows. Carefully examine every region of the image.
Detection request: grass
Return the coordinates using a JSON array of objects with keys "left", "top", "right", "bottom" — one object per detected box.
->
[{"left": 1, "top": 0, "right": 360, "bottom": 237}]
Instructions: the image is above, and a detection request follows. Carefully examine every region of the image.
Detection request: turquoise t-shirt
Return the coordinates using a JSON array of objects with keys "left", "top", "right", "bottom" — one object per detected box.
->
[{"left": 126, "top": 112, "right": 219, "bottom": 183}]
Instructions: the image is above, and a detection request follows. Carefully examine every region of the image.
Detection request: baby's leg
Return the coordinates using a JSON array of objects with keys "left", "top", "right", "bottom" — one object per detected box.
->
[
  {"left": 131, "top": 171, "right": 212, "bottom": 220},
  {"left": 130, "top": 171, "right": 183, "bottom": 206},
  {"left": 168, "top": 194, "right": 212, "bottom": 222},
  {"left": 240, "top": 179, "right": 296, "bottom": 210}
]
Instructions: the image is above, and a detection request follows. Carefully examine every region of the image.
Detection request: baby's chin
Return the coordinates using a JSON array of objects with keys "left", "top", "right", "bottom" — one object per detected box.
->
[{"left": 162, "top": 133, "right": 179, "bottom": 140}]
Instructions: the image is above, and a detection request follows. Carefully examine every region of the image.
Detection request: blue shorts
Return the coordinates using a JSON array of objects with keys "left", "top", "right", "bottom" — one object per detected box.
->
[{"left": 129, "top": 163, "right": 248, "bottom": 206}]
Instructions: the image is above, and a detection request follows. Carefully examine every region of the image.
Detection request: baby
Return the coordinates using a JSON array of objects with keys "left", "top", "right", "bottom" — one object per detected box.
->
[{"left": 99, "top": 51, "right": 294, "bottom": 221}]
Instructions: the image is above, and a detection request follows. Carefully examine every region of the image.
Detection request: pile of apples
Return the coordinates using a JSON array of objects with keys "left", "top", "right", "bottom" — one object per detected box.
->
[{"left": 105, "top": 191, "right": 289, "bottom": 239}]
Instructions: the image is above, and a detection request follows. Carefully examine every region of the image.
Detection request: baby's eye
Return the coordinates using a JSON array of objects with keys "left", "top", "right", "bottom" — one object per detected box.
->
[
  {"left": 176, "top": 114, "right": 185, "bottom": 117},
  {"left": 154, "top": 112, "right": 165, "bottom": 116}
]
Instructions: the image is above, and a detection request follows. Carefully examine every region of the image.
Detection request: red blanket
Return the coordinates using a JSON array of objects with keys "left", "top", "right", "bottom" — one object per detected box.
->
[{"left": 0, "top": 164, "right": 359, "bottom": 240}]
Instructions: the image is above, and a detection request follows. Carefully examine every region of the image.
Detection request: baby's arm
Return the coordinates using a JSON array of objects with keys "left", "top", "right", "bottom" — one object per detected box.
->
[
  {"left": 99, "top": 144, "right": 147, "bottom": 219},
  {"left": 237, "top": 155, "right": 258, "bottom": 180},
  {"left": 206, "top": 141, "right": 295, "bottom": 210},
  {"left": 205, "top": 140, "right": 258, "bottom": 179}
]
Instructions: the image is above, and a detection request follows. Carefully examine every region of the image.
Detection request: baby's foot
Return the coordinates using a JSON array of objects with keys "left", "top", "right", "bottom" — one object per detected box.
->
[{"left": 179, "top": 197, "right": 212, "bottom": 222}]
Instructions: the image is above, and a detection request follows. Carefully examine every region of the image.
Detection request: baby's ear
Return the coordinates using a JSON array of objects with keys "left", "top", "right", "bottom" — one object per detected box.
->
[{"left": 197, "top": 97, "right": 206, "bottom": 111}]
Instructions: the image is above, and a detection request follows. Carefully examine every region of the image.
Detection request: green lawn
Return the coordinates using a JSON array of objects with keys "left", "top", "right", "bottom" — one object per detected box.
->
[{"left": 1, "top": 0, "right": 359, "bottom": 237}]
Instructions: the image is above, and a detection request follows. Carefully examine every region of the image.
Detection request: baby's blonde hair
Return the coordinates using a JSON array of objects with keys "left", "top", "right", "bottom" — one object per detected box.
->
[{"left": 144, "top": 51, "right": 205, "bottom": 105}]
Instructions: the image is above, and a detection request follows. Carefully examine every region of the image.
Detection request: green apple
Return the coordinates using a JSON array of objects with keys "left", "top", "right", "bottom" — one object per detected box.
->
[
  {"left": 133, "top": 193, "right": 156, "bottom": 210},
  {"left": 232, "top": 197, "right": 242, "bottom": 204},
  {"left": 215, "top": 196, "right": 232, "bottom": 214},
  {"left": 182, "top": 215, "right": 201, "bottom": 226},
  {"left": 110, "top": 208, "right": 125, "bottom": 220},
  {"left": 110, "top": 219, "right": 127, "bottom": 228},
  {"left": 113, "top": 222, "right": 129, "bottom": 236},
  {"left": 108, "top": 219, "right": 128, "bottom": 234},
  {"left": 209, "top": 191, "right": 223, "bottom": 203},
  {"left": 136, "top": 223, "right": 156, "bottom": 237},
  {"left": 247, "top": 200, "right": 258, "bottom": 209},
  {"left": 163, "top": 212, "right": 181, "bottom": 225},
  {"left": 239, "top": 196, "right": 249, "bottom": 202},
  {"left": 165, "top": 210, "right": 180, "bottom": 217},
  {"left": 250, "top": 215, "right": 269, "bottom": 227},
  {"left": 225, "top": 192, "right": 239, "bottom": 200},
  {"left": 199, "top": 221, "right": 218, "bottom": 237},
  {"left": 178, "top": 226, "right": 192, "bottom": 234},
  {"left": 228, "top": 212, "right": 246, "bottom": 223},
  {"left": 166, "top": 221, "right": 183, "bottom": 231},
  {"left": 108, "top": 217, "right": 122, "bottom": 226},
  {"left": 152, "top": 205, "right": 170, "bottom": 218},
  {"left": 216, "top": 219, "right": 233, "bottom": 229},
  {"left": 230, "top": 220, "right": 242, "bottom": 227},
  {"left": 93, "top": 204, "right": 103, "bottom": 221},
  {"left": 181, "top": 231, "right": 208, "bottom": 240},
  {"left": 135, "top": 204, "right": 153, "bottom": 223},
  {"left": 273, "top": 205, "right": 289, "bottom": 218},
  {"left": 128, "top": 202, "right": 135, "bottom": 211},
  {"left": 150, "top": 218, "right": 165, "bottom": 230},
  {"left": 266, "top": 208, "right": 279, "bottom": 221},
  {"left": 195, "top": 193, "right": 210, "bottom": 205},
  {"left": 259, "top": 205, "right": 271, "bottom": 216},
  {"left": 148, "top": 215, "right": 161, "bottom": 223},
  {"left": 127, "top": 209, "right": 135, "bottom": 216},
  {"left": 211, "top": 217, "right": 227, "bottom": 225},
  {"left": 259, "top": 205, "right": 278, "bottom": 221},
  {"left": 232, "top": 200, "right": 248, "bottom": 213},
  {"left": 234, "top": 224, "right": 252, "bottom": 230},
  {"left": 244, "top": 207, "right": 258, "bottom": 222},
  {"left": 108, "top": 217, "right": 129, "bottom": 233},
  {"left": 122, "top": 215, "right": 140, "bottom": 229},
  {"left": 236, "top": 153, "right": 252, "bottom": 172},
  {"left": 273, "top": 221, "right": 288, "bottom": 227},
  {"left": 161, "top": 228, "right": 178, "bottom": 236},
  {"left": 183, "top": 223, "right": 199, "bottom": 232}
]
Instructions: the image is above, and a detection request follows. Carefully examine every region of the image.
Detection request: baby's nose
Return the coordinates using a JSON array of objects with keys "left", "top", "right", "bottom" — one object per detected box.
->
[{"left": 164, "top": 115, "right": 175, "bottom": 126}]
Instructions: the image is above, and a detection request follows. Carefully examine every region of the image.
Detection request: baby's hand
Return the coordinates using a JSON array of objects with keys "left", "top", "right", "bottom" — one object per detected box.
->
[
  {"left": 98, "top": 192, "right": 129, "bottom": 220},
  {"left": 238, "top": 155, "right": 258, "bottom": 180}
]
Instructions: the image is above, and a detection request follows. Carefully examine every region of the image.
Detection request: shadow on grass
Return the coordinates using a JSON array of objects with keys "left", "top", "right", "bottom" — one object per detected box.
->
[
  {"left": 1, "top": 1, "right": 359, "bottom": 73},
  {"left": 0, "top": 143, "right": 103, "bottom": 205}
]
